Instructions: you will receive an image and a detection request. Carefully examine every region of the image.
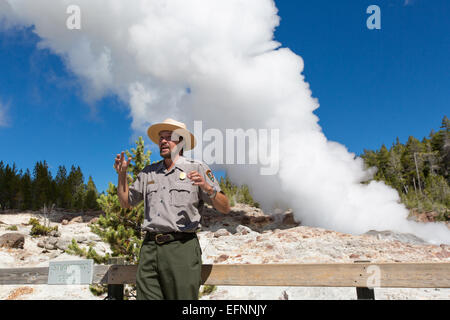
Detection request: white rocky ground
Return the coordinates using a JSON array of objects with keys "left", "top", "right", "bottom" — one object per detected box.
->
[{"left": 0, "top": 204, "right": 449, "bottom": 300}]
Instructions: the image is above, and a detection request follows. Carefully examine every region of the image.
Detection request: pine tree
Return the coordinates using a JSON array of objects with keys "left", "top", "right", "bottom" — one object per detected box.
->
[
  {"left": 439, "top": 116, "right": 450, "bottom": 182},
  {"left": 376, "top": 144, "right": 390, "bottom": 180},
  {"left": 218, "top": 175, "right": 258, "bottom": 207},
  {"left": 84, "top": 175, "right": 100, "bottom": 210},
  {"left": 73, "top": 137, "right": 151, "bottom": 264},
  {"left": 361, "top": 149, "right": 379, "bottom": 173},
  {"left": 1, "top": 163, "right": 21, "bottom": 209},
  {"left": 386, "top": 145, "right": 406, "bottom": 193},
  {"left": 72, "top": 184, "right": 86, "bottom": 211},
  {"left": 68, "top": 165, "right": 85, "bottom": 210},
  {"left": 219, "top": 176, "right": 238, "bottom": 206},
  {"left": 126, "top": 136, "right": 152, "bottom": 180},
  {"left": 237, "top": 184, "right": 257, "bottom": 207},
  {"left": 0, "top": 160, "right": 102, "bottom": 212},
  {"left": 31, "top": 161, "right": 53, "bottom": 210},
  {"left": 20, "top": 169, "right": 33, "bottom": 210},
  {"left": 402, "top": 136, "right": 425, "bottom": 191},
  {"left": 361, "top": 118, "right": 449, "bottom": 219},
  {"left": 55, "top": 165, "right": 68, "bottom": 208}
]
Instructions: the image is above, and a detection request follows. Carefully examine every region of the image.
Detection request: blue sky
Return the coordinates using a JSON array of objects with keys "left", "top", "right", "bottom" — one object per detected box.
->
[{"left": 0, "top": 0, "right": 449, "bottom": 193}]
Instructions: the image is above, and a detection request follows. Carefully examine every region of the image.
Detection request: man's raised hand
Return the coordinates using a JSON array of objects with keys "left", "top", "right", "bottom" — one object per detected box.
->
[
  {"left": 187, "top": 171, "right": 212, "bottom": 193},
  {"left": 114, "top": 151, "right": 131, "bottom": 174}
]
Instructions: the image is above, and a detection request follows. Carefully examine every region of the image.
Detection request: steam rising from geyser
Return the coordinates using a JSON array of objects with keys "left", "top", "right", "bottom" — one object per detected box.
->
[{"left": 2, "top": 0, "right": 448, "bottom": 244}]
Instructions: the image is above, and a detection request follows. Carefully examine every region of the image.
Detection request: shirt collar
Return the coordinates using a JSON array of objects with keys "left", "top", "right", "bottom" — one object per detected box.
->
[
  {"left": 157, "top": 156, "right": 189, "bottom": 174},
  {"left": 156, "top": 160, "right": 165, "bottom": 173}
]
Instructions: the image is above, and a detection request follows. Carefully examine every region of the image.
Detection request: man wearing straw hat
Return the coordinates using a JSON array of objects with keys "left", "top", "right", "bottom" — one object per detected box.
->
[{"left": 114, "top": 118, "right": 230, "bottom": 300}]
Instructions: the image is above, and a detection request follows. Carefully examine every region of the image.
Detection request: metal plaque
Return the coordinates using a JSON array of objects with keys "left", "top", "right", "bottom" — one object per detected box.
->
[{"left": 48, "top": 259, "right": 94, "bottom": 285}]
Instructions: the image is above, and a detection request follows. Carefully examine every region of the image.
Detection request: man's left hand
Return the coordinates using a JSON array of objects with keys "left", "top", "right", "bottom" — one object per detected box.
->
[{"left": 187, "top": 171, "right": 213, "bottom": 194}]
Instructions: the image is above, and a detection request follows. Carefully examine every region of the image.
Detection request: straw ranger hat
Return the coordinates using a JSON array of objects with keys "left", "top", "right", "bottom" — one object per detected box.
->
[{"left": 147, "top": 118, "right": 197, "bottom": 151}]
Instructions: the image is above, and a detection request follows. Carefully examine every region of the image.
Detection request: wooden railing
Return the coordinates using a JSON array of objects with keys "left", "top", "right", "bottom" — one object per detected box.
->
[{"left": 1, "top": 261, "right": 449, "bottom": 300}]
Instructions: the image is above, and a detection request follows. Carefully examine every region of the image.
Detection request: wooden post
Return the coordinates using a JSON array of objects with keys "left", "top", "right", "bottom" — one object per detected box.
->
[
  {"left": 354, "top": 261, "right": 375, "bottom": 300},
  {"left": 413, "top": 177, "right": 417, "bottom": 193},
  {"left": 356, "top": 287, "right": 375, "bottom": 300},
  {"left": 106, "top": 257, "right": 125, "bottom": 300}
]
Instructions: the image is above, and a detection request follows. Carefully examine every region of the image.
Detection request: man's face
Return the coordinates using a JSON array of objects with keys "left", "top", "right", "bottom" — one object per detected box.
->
[{"left": 159, "top": 130, "right": 180, "bottom": 159}]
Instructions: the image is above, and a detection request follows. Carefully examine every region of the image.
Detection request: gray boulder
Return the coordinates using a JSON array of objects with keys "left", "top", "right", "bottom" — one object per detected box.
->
[
  {"left": 74, "top": 235, "right": 88, "bottom": 243},
  {"left": 236, "top": 225, "right": 253, "bottom": 235},
  {"left": 89, "top": 234, "right": 102, "bottom": 242},
  {"left": 56, "top": 238, "right": 73, "bottom": 251},
  {"left": 0, "top": 233, "right": 25, "bottom": 249},
  {"left": 214, "top": 228, "right": 230, "bottom": 238},
  {"left": 364, "top": 230, "right": 428, "bottom": 245},
  {"left": 49, "top": 230, "right": 61, "bottom": 237},
  {"left": 37, "top": 237, "right": 58, "bottom": 250}
]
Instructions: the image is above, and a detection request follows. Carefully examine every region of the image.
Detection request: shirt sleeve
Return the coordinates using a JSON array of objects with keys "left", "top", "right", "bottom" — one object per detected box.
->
[
  {"left": 128, "top": 172, "right": 145, "bottom": 207},
  {"left": 197, "top": 162, "right": 222, "bottom": 205}
]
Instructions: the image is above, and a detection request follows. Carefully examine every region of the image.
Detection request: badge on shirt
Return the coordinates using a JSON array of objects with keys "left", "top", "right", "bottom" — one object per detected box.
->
[
  {"left": 179, "top": 172, "right": 186, "bottom": 180},
  {"left": 206, "top": 170, "right": 215, "bottom": 183},
  {"left": 148, "top": 180, "right": 155, "bottom": 185}
]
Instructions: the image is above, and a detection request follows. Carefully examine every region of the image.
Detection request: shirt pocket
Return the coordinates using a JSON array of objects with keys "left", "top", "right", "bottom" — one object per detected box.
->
[
  {"left": 146, "top": 183, "right": 159, "bottom": 205},
  {"left": 169, "top": 182, "right": 197, "bottom": 207}
]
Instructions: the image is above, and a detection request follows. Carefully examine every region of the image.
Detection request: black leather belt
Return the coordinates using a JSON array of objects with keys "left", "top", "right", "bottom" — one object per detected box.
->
[{"left": 145, "top": 232, "right": 196, "bottom": 244}]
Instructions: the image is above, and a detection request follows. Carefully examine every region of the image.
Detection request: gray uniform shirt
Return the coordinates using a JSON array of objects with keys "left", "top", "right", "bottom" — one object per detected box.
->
[{"left": 128, "top": 156, "right": 222, "bottom": 233}]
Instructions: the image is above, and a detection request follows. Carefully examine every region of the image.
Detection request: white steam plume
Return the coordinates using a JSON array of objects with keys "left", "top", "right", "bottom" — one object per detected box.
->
[{"left": 2, "top": 0, "right": 448, "bottom": 244}]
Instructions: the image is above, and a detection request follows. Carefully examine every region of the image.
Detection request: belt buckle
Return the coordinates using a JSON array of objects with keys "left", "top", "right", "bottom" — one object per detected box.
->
[{"left": 155, "top": 233, "right": 169, "bottom": 244}]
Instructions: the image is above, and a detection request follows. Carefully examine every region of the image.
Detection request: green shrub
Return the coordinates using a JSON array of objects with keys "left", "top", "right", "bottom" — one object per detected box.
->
[
  {"left": 219, "top": 176, "right": 258, "bottom": 207},
  {"left": 65, "top": 239, "right": 109, "bottom": 264},
  {"left": 199, "top": 285, "right": 217, "bottom": 298},
  {"left": 6, "top": 225, "right": 18, "bottom": 231},
  {"left": 27, "top": 217, "right": 40, "bottom": 226},
  {"left": 28, "top": 218, "right": 58, "bottom": 237},
  {"left": 89, "top": 284, "right": 107, "bottom": 296}
]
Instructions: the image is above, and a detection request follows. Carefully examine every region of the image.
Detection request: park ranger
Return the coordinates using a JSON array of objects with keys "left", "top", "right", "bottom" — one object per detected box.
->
[{"left": 114, "top": 118, "right": 230, "bottom": 300}]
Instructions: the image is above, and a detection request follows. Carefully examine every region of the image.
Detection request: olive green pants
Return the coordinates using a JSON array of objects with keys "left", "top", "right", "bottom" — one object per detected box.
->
[{"left": 136, "top": 235, "right": 202, "bottom": 300}]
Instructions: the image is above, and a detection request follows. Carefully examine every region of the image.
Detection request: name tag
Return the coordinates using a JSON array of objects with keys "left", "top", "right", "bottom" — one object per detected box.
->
[{"left": 148, "top": 180, "right": 155, "bottom": 185}]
